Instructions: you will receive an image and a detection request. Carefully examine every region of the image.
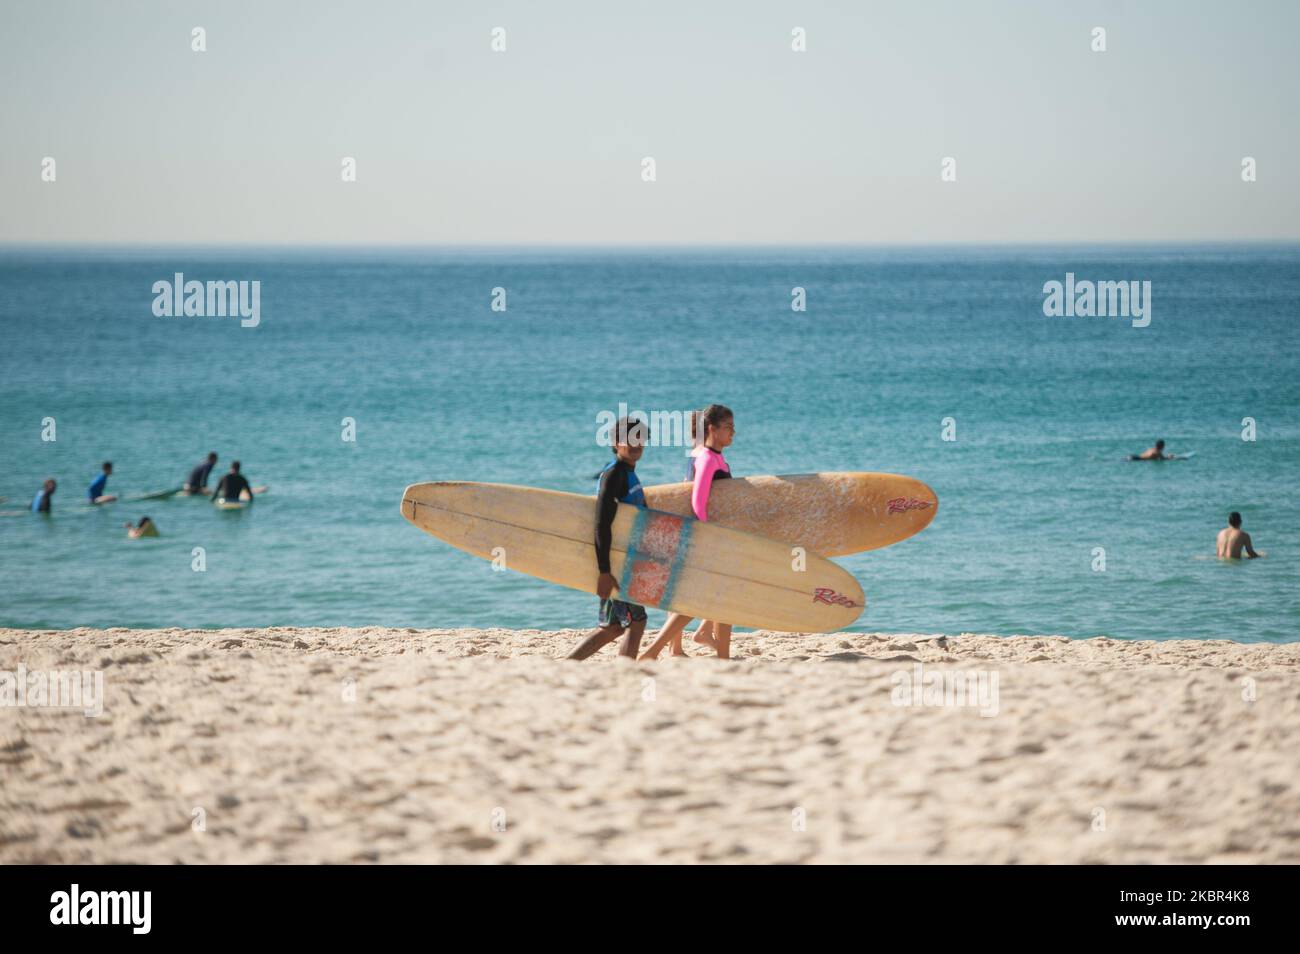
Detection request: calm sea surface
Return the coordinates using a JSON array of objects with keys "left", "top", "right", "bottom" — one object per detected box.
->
[{"left": 2, "top": 245, "right": 1296, "bottom": 641}]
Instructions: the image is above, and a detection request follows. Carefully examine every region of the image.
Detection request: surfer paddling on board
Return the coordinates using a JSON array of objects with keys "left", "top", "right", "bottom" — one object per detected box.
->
[
  {"left": 184, "top": 452, "right": 218, "bottom": 495},
  {"left": 88, "top": 461, "right": 116, "bottom": 504},
  {"left": 640, "top": 404, "right": 737, "bottom": 661},
  {"left": 1129, "top": 439, "right": 1189, "bottom": 461},
  {"left": 1217, "top": 512, "right": 1262, "bottom": 559},
  {"left": 567, "top": 416, "right": 652, "bottom": 660},
  {"left": 211, "top": 461, "right": 253, "bottom": 505},
  {"left": 1130, "top": 440, "right": 1167, "bottom": 460}
]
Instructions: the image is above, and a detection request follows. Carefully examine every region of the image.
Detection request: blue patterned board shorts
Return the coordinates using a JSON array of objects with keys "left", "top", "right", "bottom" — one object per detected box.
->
[{"left": 599, "top": 598, "right": 647, "bottom": 629}]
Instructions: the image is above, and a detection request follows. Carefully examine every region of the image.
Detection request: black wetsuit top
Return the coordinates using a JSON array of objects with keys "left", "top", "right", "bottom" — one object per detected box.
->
[
  {"left": 188, "top": 460, "right": 215, "bottom": 488},
  {"left": 213, "top": 473, "right": 251, "bottom": 501},
  {"left": 594, "top": 458, "right": 644, "bottom": 574}
]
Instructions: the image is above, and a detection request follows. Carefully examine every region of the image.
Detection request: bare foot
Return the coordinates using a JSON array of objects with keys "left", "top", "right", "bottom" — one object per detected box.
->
[{"left": 692, "top": 628, "right": 717, "bottom": 650}]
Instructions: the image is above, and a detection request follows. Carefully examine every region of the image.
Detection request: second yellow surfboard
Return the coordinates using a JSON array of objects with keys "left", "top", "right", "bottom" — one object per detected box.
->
[{"left": 643, "top": 471, "right": 937, "bottom": 556}]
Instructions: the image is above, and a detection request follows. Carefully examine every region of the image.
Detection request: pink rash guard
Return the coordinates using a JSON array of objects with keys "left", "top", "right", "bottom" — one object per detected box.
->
[{"left": 688, "top": 445, "right": 730, "bottom": 521}]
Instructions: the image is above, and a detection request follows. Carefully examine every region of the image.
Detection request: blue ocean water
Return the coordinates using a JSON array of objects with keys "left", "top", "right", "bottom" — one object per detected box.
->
[{"left": 1, "top": 245, "right": 1296, "bottom": 641}]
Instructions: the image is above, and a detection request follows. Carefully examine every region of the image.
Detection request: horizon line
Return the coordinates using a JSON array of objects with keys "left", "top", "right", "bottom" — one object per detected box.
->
[{"left": 3, "top": 239, "right": 1299, "bottom": 252}]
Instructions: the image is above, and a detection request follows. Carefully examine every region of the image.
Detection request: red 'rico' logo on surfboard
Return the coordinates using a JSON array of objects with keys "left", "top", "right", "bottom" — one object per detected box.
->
[
  {"left": 813, "top": 587, "right": 858, "bottom": 608},
  {"left": 887, "top": 497, "right": 932, "bottom": 514}
]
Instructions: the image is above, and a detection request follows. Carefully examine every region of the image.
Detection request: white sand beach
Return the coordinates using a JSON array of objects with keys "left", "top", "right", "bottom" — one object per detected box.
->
[{"left": 2, "top": 627, "right": 1298, "bottom": 864}]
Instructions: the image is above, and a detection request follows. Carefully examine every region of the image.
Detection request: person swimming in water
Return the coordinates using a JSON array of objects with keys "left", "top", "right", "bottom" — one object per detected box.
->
[
  {"left": 88, "top": 461, "right": 117, "bottom": 503},
  {"left": 184, "top": 452, "right": 218, "bottom": 494},
  {"left": 125, "top": 516, "right": 159, "bottom": 538},
  {"left": 211, "top": 461, "right": 253, "bottom": 503},
  {"left": 31, "top": 478, "right": 56, "bottom": 513},
  {"left": 1217, "top": 511, "right": 1262, "bottom": 559}
]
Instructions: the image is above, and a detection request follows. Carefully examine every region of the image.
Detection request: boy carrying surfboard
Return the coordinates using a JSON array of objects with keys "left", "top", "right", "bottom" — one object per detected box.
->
[{"left": 567, "top": 416, "right": 652, "bottom": 660}]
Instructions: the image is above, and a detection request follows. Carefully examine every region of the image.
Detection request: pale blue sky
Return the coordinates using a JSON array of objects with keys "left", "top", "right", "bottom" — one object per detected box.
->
[{"left": 2, "top": 0, "right": 1296, "bottom": 244}]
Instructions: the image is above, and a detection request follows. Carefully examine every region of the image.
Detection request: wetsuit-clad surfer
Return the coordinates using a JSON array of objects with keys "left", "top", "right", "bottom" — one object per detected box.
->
[
  {"left": 211, "top": 461, "right": 253, "bottom": 503},
  {"left": 686, "top": 431, "right": 732, "bottom": 507},
  {"left": 185, "top": 452, "right": 218, "bottom": 494},
  {"left": 566, "top": 416, "right": 651, "bottom": 660},
  {"left": 32, "top": 478, "right": 56, "bottom": 513},
  {"left": 88, "top": 461, "right": 115, "bottom": 503},
  {"left": 640, "top": 404, "right": 737, "bottom": 660}
]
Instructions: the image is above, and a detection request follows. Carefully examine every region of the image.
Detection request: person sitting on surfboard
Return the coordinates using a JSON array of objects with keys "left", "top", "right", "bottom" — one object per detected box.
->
[
  {"left": 31, "top": 478, "right": 56, "bottom": 513},
  {"left": 567, "top": 416, "right": 651, "bottom": 661},
  {"left": 1217, "top": 511, "right": 1262, "bottom": 559},
  {"left": 87, "top": 461, "right": 116, "bottom": 504},
  {"left": 125, "top": 516, "right": 159, "bottom": 539},
  {"left": 640, "top": 404, "right": 737, "bottom": 661},
  {"left": 211, "top": 461, "right": 253, "bottom": 504},
  {"left": 184, "top": 452, "right": 218, "bottom": 494}
]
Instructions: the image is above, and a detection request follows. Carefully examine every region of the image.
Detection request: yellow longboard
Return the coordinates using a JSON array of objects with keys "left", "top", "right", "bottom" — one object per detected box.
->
[
  {"left": 643, "top": 472, "right": 936, "bottom": 557},
  {"left": 401, "top": 482, "right": 865, "bottom": 632}
]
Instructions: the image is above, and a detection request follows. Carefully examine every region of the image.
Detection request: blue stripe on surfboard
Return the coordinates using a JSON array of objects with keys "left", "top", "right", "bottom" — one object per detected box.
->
[
  {"left": 618, "top": 507, "right": 648, "bottom": 595},
  {"left": 659, "top": 516, "right": 693, "bottom": 608}
]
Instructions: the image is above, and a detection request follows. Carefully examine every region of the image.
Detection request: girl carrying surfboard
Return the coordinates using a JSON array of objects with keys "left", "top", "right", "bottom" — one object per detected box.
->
[{"left": 639, "top": 404, "right": 736, "bottom": 660}]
